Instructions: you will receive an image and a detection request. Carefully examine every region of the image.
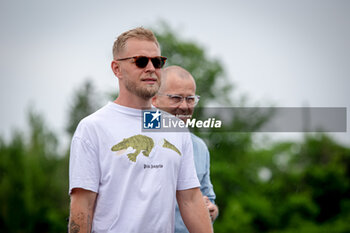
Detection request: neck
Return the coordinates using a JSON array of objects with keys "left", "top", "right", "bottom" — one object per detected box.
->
[{"left": 114, "top": 90, "right": 152, "bottom": 109}]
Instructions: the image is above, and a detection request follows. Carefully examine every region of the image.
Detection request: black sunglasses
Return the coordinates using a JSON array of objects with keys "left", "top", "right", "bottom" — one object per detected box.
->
[{"left": 116, "top": 56, "right": 167, "bottom": 69}]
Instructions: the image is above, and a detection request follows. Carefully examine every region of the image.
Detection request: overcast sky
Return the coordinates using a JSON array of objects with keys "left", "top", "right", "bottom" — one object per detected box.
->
[{"left": 1, "top": 0, "right": 349, "bottom": 146}]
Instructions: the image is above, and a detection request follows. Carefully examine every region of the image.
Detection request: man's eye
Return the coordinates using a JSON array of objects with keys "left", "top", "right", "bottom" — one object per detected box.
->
[
  {"left": 171, "top": 96, "right": 183, "bottom": 102},
  {"left": 186, "top": 97, "right": 195, "bottom": 103}
]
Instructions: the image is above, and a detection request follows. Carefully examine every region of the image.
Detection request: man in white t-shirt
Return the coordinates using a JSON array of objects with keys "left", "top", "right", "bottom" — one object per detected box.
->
[
  {"left": 152, "top": 66, "right": 219, "bottom": 233},
  {"left": 68, "top": 27, "right": 213, "bottom": 233}
]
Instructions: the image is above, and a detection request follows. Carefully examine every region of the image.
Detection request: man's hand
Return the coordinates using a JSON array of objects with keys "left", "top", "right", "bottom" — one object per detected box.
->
[{"left": 203, "top": 196, "right": 219, "bottom": 222}]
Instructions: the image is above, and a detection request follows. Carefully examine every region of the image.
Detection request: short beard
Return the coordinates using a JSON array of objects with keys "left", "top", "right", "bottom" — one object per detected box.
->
[{"left": 124, "top": 78, "right": 160, "bottom": 99}]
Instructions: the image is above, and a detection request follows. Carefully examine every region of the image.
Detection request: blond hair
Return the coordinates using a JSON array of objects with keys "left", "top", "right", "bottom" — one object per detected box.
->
[{"left": 112, "top": 27, "right": 159, "bottom": 59}]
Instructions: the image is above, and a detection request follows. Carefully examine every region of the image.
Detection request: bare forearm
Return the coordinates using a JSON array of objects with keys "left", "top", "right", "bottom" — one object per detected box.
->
[
  {"left": 69, "top": 188, "right": 97, "bottom": 233},
  {"left": 177, "top": 189, "right": 213, "bottom": 233},
  {"left": 69, "top": 210, "right": 92, "bottom": 233}
]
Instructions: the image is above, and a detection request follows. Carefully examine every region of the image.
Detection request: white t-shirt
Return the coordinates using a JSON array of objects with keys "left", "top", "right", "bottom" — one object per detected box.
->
[{"left": 69, "top": 102, "right": 199, "bottom": 233}]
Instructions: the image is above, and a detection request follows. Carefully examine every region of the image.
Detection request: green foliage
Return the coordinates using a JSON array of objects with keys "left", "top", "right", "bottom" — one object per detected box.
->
[
  {"left": 211, "top": 135, "right": 350, "bottom": 233},
  {"left": 154, "top": 23, "right": 233, "bottom": 107},
  {"left": 66, "top": 79, "right": 100, "bottom": 137},
  {"left": 0, "top": 79, "right": 100, "bottom": 232},
  {"left": 0, "top": 110, "right": 69, "bottom": 232}
]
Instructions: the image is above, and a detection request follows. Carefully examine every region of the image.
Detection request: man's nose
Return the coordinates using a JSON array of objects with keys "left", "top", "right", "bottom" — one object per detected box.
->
[
  {"left": 178, "top": 98, "right": 189, "bottom": 110},
  {"left": 144, "top": 59, "right": 156, "bottom": 72}
]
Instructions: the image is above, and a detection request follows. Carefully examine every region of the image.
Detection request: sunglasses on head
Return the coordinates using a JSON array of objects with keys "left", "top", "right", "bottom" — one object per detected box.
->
[{"left": 116, "top": 56, "right": 167, "bottom": 69}]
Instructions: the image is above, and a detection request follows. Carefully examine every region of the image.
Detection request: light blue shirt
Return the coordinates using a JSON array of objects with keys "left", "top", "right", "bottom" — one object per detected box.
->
[{"left": 175, "top": 133, "right": 216, "bottom": 233}]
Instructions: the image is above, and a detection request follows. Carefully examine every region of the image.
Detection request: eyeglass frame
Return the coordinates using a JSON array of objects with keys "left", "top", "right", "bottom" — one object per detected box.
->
[
  {"left": 116, "top": 56, "right": 167, "bottom": 69},
  {"left": 157, "top": 93, "right": 200, "bottom": 106}
]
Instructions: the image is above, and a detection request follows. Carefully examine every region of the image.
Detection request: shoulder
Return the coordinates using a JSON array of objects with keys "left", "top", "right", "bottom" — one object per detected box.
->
[
  {"left": 73, "top": 105, "right": 110, "bottom": 138},
  {"left": 190, "top": 133, "right": 208, "bottom": 150},
  {"left": 79, "top": 103, "right": 115, "bottom": 126}
]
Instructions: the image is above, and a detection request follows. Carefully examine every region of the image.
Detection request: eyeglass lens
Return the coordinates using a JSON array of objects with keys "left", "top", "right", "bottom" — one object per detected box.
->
[
  {"left": 135, "top": 57, "right": 165, "bottom": 69},
  {"left": 169, "top": 95, "right": 197, "bottom": 105}
]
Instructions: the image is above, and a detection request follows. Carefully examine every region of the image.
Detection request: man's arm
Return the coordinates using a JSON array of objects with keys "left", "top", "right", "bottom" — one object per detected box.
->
[
  {"left": 69, "top": 188, "right": 97, "bottom": 233},
  {"left": 177, "top": 187, "right": 213, "bottom": 233},
  {"left": 200, "top": 141, "right": 218, "bottom": 222}
]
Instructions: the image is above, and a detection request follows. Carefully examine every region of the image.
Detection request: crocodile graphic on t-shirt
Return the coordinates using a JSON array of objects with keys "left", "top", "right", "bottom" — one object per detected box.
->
[
  {"left": 111, "top": 134, "right": 154, "bottom": 162},
  {"left": 111, "top": 134, "right": 182, "bottom": 162}
]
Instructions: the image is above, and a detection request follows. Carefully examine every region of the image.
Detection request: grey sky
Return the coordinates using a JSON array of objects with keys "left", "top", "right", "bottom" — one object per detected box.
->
[{"left": 1, "top": 0, "right": 349, "bottom": 145}]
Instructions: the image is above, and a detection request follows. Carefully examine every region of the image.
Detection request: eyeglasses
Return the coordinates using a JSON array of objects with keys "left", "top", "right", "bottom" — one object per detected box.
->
[
  {"left": 116, "top": 56, "right": 167, "bottom": 69},
  {"left": 158, "top": 93, "right": 200, "bottom": 106}
]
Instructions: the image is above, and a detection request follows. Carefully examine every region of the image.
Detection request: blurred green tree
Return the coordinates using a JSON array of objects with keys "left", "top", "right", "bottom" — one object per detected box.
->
[
  {"left": 213, "top": 134, "right": 350, "bottom": 233},
  {"left": 66, "top": 79, "right": 101, "bottom": 137},
  {"left": 0, "top": 110, "right": 69, "bottom": 232},
  {"left": 154, "top": 23, "right": 233, "bottom": 107}
]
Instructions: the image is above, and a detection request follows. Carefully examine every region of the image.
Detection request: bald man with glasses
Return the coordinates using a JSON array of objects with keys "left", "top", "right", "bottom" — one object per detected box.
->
[{"left": 152, "top": 66, "right": 219, "bottom": 233}]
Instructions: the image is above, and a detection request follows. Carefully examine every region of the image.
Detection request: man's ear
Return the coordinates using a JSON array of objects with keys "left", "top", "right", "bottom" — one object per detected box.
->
[{"left": 111, "top": 60, "right": 121, "bottom": 78}]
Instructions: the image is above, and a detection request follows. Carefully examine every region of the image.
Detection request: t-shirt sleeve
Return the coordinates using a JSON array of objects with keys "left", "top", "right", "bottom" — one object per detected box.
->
[
  {"left": 69, "top": 123, "right": 100, "bottom": 195},
  {"left": 176, "top": 132, "right": 200, "bottom": 190}
]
